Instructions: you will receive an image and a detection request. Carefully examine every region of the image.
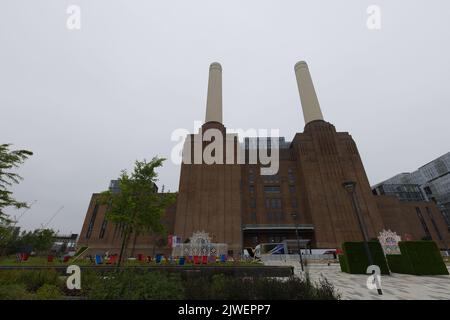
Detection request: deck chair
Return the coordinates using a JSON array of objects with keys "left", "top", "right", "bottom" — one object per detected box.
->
[
  {"left": 193, "top": 256, "right": 200, "bottom": 264},
  {"left": 179, "top": 257, "right": 185, "bottom": 266},
  {"left": 219, "top": 254, "right": 227, "bottom": 263},
  {"left": 106, "top": 255, "right": 117, "bottom": 265},
  {"left": 95, "top": 254, "right": 103, "bottom": 265},
  {"left": 155, "top": 254, "right": 162, "bottom": 263},
  {"left": 47, "top": 255, "right": 54, "bottom": 263},
  {"left": 202, "top": 256, "right": 208, "bottom": 264}
]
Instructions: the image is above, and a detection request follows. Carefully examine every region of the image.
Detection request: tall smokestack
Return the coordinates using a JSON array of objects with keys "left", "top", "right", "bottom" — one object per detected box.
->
[
  {"left": 205, "top": 62, "right": 223, "bottom": 123},
  {"left": 294, "top": 61, "right": 324, "bottom": 125}
]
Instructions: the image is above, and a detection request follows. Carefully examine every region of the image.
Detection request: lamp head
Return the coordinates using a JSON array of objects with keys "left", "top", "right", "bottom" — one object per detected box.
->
[{"left": 342, "top": 181, "right": 356, "bottom": 193}]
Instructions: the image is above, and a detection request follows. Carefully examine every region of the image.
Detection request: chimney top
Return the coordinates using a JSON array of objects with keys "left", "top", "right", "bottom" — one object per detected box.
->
[
  {"left": 294, "top": 61, "right": 308, "bottom": 71},
  {"left": 209, "top": 62, "right": 222, "bottom": 70}
]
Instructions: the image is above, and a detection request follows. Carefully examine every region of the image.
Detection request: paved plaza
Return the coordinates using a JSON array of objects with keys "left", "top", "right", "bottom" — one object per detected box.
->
[{"left": 263, "top": 261, "right": 450, "bottom": 300}]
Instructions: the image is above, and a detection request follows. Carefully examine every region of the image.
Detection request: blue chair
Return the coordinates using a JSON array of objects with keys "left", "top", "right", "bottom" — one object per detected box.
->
[
  {"left": 179, "top": 257, "right": 185, "bottom": 266},
  {"left": 95, "top": 254, "right": 103, "bottom": 265},
  {"left": 155, "top": 254, "right": 162, "bottom": 263},
  {"left": 219, "top": 254, "right": 227, "bottom": 263}
]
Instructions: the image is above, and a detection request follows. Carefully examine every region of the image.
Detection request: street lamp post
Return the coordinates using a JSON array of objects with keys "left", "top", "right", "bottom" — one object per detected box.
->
[
  {"left": 291, "top": 213, "right": 304, "bottom": 272},
  {"left": 342, "top": 181, "right": 382, "bottom": 295}
]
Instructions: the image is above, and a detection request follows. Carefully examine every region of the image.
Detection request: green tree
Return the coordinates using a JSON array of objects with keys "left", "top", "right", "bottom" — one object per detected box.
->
[
  {"left": 99, "top": 157, "right": 176, "bottom": 267},
  {"left": 17, "top": 228, "right": 56, "bottom": 254},
  {"left": 0, "top": 144, "right": 33, "bottom": 223},
  {"left": 0, "top": 222, "right": 14, "bottom": 255}
]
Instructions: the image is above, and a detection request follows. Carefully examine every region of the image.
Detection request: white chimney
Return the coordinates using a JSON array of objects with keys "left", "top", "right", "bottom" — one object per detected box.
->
[
  {"left": 294, "top": 61, "right": 324, "bottom": 125},
  {"left": 205, "top": 62, "right": 223, "bottom": 123}
]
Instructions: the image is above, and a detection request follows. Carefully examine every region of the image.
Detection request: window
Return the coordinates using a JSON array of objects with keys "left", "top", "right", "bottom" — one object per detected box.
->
[
  {"left": 424, "top": 186, "right": 432, "bottom": 195},
  {"left": 272, "top": 198, "right": 282, "bottom": 209},
  {"left": 415, "top": 207, "right": 431, "bottom": 239},
  {"left": 99, "top": 218, "right": 108, "bottom": 239},
  {"left": 262, "top": 174, "right": 279, "bottom": 184},
  {"left": 86, "top": 204, "right": 99, "bottom": 239},
  {"left": 276, "top": 212, "right": 284, "bottom": 222},
  {"left": 265, "top": 198, "right": 282, "bottom": 208},
  {"left": 291, "top": 198, "right": 298, "bottom": 208},
  {"left": 249, "top": 185, "right": 255, "bottom": 194},
  {"left": 288, "top": 168, "right": 295, "bottom": 183},
  {"left": 248, "top": 169, "right": 255, "bottom": 183},
  {"left": 250, "top": 212, "right": 257, "bottom": 222},
  {"left": 266, "top": 211, "right": 284, "bottom": 222},
  {"left": 289, "top": 186, "right": 296, "bottom": 194},
  {"left": 425, "top": 207, "right": 443, "bottom": 240},
  {"left": 264, "top": 186, "right": 281, "bottom": 193},
  {"left": 250, "top": 198, "right": 256, "bottom": 208}
]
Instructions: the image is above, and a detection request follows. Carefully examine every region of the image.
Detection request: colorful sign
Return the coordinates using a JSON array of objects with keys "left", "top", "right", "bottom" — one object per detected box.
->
[{"left": 378, "top": 229, "right": 401, "bottom": 255}]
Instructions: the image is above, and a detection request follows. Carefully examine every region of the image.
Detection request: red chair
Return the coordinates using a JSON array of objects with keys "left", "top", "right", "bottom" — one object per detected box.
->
[
  {"left": 193, "top": 256, "right": 200, "bottom": 264},
  {"left": 63, "top": 256, "right": 70, "bottom": 263},
  {"left": 106, "top": 255, "right": 118, "bottom": 265},
  {"left": 202, "top": 256, "right": 208, "bottom": 264},
  {"left": 47, "top": 255, "right": 54, "bottom": 263},
  {"left": 22, "top": 253, "right": 30, "bottom": 262},
  {"left": 137, "top": 254, "right": 143, "bottom": 261}
]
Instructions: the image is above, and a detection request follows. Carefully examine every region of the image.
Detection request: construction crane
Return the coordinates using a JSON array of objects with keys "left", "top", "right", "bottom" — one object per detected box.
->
[
  {"left": 41, "top": 206, "right": 64, "bottom": 229},
  {"left": 13, "top": 200, "right": 37, "bottom": 225}
]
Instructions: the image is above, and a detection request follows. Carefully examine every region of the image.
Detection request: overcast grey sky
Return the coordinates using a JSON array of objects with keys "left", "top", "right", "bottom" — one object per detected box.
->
[{"left": 1, "top": 0, "right": 449, "bottom": 234}]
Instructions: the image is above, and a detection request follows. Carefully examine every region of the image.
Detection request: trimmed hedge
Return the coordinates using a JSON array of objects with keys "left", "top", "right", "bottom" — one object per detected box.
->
[
  {"left": 338, "top": 255, "right": 348, "bottom": 273},
  {"left": 388, "top": 241, "right": 448, "bottom": 275},
  {"left": 386, "top": 254, "right": 413, "bottom": 274},
  {"left": 339, "top": 241, "right": 389, "bottom": 275}
]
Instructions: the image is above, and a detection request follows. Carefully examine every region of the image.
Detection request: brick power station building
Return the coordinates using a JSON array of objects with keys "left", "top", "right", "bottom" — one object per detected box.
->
[{"left": 78, "top": 61, "right": 450, "bottom": 256}]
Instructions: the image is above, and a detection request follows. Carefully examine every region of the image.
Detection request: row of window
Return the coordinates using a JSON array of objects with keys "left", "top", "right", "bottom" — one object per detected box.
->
[
  {"left": 249, "top": 185, "right": 297, "bottom": 194},
  {"left": 250, "top": 197, "right": 298, "bottom": 209},
  {"left": 415, "top": 207, "right": 443, "bottom": 240},
  {"left": 86, "top": 203, "right": 108, "bottom": 240},
  {"left": 248, "top": 211, "right": 299, "bottom": 223},
  {"left": 248, "top": 169, "right": 296, "bottom": 184}
]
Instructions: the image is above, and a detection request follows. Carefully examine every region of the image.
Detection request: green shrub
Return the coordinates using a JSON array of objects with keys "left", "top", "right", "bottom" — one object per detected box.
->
[
  {"left": 35, "top": 284, "right": 63, "bottom": 300},
  {"left": 88, "top": 271, "right": 184, "bottom": 300},
  {"left": 0, "top": 284, "right": 32, "bottom": 300},
  {"left": 0, "top": 270, "right": 23, "bottom": 285},
  {"left": 0, "top": 269, "right": 62, "bottom": 292},
  {"left": 386, "top": 254, "right": 413, "bottom": 274},
  {"left": 19, "top": 269, "right": 62, "bottom": 292},
  {"left": 397, "top": 241, "right": 448, "bottom": 275},
  {"left": 0, "top": 269, "right": 64, "bottom": 299},
  {"left": 184, "top": 274, "right": 340, "bottom": 300},
  {"left": 340, "top": 241, "right": 389, "bottom": 275}
]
